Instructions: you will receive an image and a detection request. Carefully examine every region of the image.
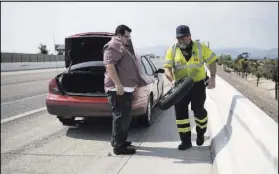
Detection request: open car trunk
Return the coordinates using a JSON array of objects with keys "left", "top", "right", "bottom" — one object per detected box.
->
[
  {"left": 61, "top": 34, "right": 111, "bottom": 96},
  {"left": 59, "top": 63, "right": 106, "bottom": 96},
  {"left": 60, "top": 33, "right": 135, "bottom": 97}
]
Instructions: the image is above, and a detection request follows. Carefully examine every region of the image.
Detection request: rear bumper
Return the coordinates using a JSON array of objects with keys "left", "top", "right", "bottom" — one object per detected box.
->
[{"left": 46, "top": 93, "right": 147, "bottom": 117}]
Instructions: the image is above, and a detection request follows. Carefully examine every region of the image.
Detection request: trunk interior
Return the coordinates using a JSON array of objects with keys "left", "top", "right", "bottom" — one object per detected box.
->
[{"left": 60, "top": 67, "right": 106, "bottom": 96}]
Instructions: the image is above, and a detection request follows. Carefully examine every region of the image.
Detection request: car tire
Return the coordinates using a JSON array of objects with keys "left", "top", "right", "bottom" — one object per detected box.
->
[
  {"left": 57, "top": 116, "right": 76, "bottom": 126},
  {"left": 138, "top": 96, "right": 153, "bottom": 127},
  {"left": 158, "top": 77, "right": 194, "bottom": 110}
]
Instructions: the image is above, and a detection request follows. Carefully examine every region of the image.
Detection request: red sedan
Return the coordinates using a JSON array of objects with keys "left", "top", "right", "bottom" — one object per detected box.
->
[{"left": 46, "top": 32, "right": 165, "bottom": 127}]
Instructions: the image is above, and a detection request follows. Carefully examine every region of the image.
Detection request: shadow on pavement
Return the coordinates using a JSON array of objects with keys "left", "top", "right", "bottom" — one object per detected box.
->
[
  {"left": 134, "top": 145, "right": 212, "bottom": 164},
  {"left": 66, "top": 104, "right": 212, "bottom": 164},
  {"left": 66, "top": 106, "right": 210, "bottom": 143},
  {"left": 65, "top": 106, "right": 167, "bottom": 142},
  {"left": 210, "top": 95, "right": 244, "bottom": 161}
]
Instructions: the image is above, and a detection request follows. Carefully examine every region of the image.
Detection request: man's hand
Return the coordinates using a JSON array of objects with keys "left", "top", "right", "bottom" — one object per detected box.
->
[
  {"left": 116, "top": 84, "right": 124, "bottom": 95},
  {"left": 207, "top": 76, "right": 216, "bottom": 89},
  {"left": 165, "top": 67, "right": 175, "bottom": 88},
  {"left": 171, "top": 80, "right": 175, "bottom": 88},
  {"left": 134, "top": 85, "right": 139, "bottom": 92}
]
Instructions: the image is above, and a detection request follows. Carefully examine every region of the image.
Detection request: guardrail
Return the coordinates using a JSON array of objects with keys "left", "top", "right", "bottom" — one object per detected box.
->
[{"left": 1, "top": 52, "right": 64, "bottom": 62}]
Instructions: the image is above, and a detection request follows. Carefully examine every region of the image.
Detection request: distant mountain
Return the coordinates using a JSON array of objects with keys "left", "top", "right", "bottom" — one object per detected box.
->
[
  {"left": 136, "top": 45, "right": 169, "bottom": 57},
  {"left": 213, "top": 47, "right": 278, "bottom": 59},
  {"left": 136, "top": 45, "right": 278, "bottom": 59}
]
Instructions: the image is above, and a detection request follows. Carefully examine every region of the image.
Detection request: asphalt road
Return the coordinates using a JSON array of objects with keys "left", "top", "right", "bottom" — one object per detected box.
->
[
  {"left": 1, "top": 61, "right": 213, "bottom": 174},
  {"left": 1, "top": 68, "right": 65, "bottom": 119},
  {"left": 0, "top": 60, "right": 164, "bottom": 120}
]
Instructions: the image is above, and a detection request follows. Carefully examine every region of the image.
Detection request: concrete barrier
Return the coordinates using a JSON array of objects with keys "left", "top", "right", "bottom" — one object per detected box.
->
[
  {"left": 1, "top": 52, "right": 65, "bottom": 62},
  {"left": 12, "top": 53, "right": 22, "bottom": 62},
  {"left": 1, "top": 53, "right": 12, "bottom": 62},
  {"left": 1, "top": 59, "right": 162, "bottom": 72},
  {"left": 207, "top": 76, "right": 278, "bottom": 174},
  {"left": 1, "top": 52, "right": 162, "bottom": 63}
]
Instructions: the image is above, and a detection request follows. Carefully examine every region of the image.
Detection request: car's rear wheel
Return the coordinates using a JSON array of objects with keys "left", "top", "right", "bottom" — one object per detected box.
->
[
  {"left": 138, "top": 96, "right": 153, "bottom": 127},
  {"left": 57, "top": 116, "right": 76, "bottom": 126}
]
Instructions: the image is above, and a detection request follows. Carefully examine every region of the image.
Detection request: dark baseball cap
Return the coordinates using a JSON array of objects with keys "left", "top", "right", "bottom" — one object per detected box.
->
[{"left": 176, "top": 25, "right": 191, "bottom": 38}]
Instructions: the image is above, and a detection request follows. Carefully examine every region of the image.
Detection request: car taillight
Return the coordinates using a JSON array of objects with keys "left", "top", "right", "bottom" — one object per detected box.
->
[{"left": 49, "top": 78, "right": 60, "bottom": 94}]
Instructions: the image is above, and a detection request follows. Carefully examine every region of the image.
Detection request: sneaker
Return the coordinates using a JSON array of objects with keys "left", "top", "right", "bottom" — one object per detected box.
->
[
  {"left": 113, "top": 147, "right": 136, "bottom": 155},
  {"left": 178, "top": 142, "right": 192, "bottom": 150},
  {"left": 196, "top": 134, "right": 204, "bottom": 146}
]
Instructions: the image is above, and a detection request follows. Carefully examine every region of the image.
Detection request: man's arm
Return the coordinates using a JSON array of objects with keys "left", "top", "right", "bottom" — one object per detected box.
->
[
  {"left": 103, "top": 46, "right": 124, "bottom": 94},
  {"left": 164, "top": 67, "right": 174, "bottom": 82},
  {"left": 207, "top": 61, "right": 217, "bottom": 77},
  {"left": 106, "top": 64, "right": 122, "bottom": 86},
  {"left": 103, "top": 46, "right": 123, "bottom": 85},
  {"left": 202, "top": 44, "right": 217, "bottom": 77},
  {"left": 164, "top": 47, "right": 175, "bottom": 83},
  {"left": 202, "top": 44, "right": 217, "bottom": 89}
]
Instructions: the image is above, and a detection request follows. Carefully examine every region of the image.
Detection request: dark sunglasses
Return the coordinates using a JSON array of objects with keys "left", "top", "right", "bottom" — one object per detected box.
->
[{"left": 123, "top": 34, "right": 131, "bottom": 39}]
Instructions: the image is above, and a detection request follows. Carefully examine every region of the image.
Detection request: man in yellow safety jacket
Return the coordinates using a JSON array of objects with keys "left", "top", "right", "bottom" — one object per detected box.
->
[{"left": 164, "top": 25, "right": 217, "bottom": 150}]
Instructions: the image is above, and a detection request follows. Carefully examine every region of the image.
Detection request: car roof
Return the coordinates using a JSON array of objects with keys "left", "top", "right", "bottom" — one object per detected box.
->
[{"left": 66, "top": 32, "right": 114, "bottom": 38}]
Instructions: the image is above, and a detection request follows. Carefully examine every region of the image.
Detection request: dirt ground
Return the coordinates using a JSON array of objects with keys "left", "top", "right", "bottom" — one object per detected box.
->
[{"left": 216, "top": 65, "right": 278, "bottom": 123}]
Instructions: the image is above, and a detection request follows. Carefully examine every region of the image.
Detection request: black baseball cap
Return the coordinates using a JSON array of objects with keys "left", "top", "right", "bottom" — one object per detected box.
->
[{"left": 176, "top": 25, "right": 191, "bottom": 38}]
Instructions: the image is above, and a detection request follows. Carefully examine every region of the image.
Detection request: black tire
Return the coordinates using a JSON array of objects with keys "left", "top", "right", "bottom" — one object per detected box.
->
[
  {"left": 57, "top": 116, "right": 76, "bottom": 126},
  {"left": 156, "top": 84, "right": 164, "bottom": 106},
  {"left": 138, "top": 96, "right": 153, "bottom": 127},
  {"left": 160, "top": 83, "right": 164, "bottom": 99},
  {"left": 158, "top": 77, "right": 194, "bottom": 110}
]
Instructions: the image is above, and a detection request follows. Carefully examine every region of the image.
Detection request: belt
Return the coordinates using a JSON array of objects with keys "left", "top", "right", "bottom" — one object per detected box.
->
[{"left": 194, "top": 76, "right": 209, "bottom": 86}]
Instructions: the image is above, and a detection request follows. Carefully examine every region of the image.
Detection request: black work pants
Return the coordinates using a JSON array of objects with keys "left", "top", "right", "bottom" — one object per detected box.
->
[
  {"left": 174, "top": 80, "right": 208, "bottom": 144},
  {"left": 107, "top": 91, "right": 133, "bottom": 148}
]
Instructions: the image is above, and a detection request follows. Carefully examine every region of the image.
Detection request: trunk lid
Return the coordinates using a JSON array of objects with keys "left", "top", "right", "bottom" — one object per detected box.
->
[{"left": 65, "top": 33, "right": 113, "bottom": 68}]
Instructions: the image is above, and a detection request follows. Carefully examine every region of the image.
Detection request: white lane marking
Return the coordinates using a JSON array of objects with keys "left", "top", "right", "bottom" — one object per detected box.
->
[
  {"left": 1, "top": 93, "right": 48, "bottom": 106},
  {"left": 1, "top": 107, "right": 47, "bottom": 124},
  {"left": 1, "top": 68, "right": 65, "bottom": 76}
]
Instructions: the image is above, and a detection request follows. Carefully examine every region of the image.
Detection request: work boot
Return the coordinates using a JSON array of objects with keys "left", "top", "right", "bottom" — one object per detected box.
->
[
  {"left": 178, "top": 142, "right": 192, "bottom": 150},
  {"left": 113, "top": 147, "right": 136, "bottom": 155},
  {"left": 111, "top": 141, "right": 132, "bottom": 147},
  {"left": 196, "top": 134, "right": 204, "bottom": 146},
  {"left": 123, "top": 141, "right": 132, "bottom": 147}
]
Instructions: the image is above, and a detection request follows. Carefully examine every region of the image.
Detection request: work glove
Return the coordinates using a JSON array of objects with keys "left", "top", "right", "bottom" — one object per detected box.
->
[{"left": 207, "top": 76, "right": 216, "bottom": 89}]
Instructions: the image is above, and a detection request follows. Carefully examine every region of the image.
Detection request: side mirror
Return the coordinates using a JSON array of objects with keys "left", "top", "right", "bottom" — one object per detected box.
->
[{"left": 155, "top": 68, "right": 165, "bottom": 74}]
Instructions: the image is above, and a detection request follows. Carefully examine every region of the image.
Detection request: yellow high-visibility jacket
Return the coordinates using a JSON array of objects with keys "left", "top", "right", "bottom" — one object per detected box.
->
[{"left": 164, "top": 41, "right": 217, "bottom": 82}]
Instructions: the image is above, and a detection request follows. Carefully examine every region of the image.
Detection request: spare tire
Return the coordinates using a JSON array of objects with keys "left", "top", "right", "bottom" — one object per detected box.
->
[{"left": 158, "top": 77, "right": 194, "bottom": 110}]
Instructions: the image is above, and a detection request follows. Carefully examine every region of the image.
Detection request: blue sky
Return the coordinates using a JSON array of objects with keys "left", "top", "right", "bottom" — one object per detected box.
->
[{"left": 1, "top": 2, "right": 278, "bottom": 53}]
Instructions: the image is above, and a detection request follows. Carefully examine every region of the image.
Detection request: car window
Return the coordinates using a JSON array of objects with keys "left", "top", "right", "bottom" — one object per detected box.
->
[
  {"left": 141, "top": 57, "right": 154, "bottom": 76},
  {"left": 146, "top": 58, "right": 157, "bottom": 72}
]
